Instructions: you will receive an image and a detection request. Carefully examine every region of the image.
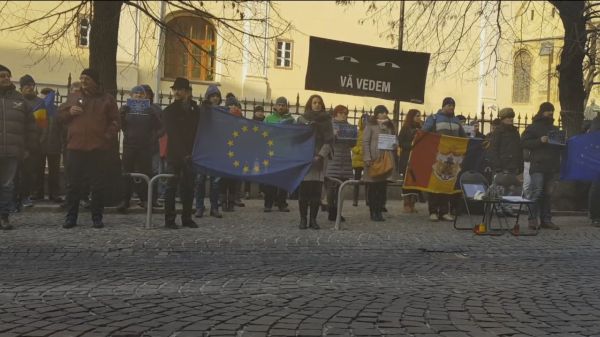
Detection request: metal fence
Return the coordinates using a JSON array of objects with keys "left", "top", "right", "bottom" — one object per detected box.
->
[{"left": 47, "top": 86, "right": 561, "bottom": 135}]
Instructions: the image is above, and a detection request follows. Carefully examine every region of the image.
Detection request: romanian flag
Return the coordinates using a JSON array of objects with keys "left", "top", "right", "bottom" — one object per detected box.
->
[
  {"left": 403, "top": 130, "right": 484, "bottom": 194},
  {"left": 31, "top": 101, "right": 48, "bottom": 129}
]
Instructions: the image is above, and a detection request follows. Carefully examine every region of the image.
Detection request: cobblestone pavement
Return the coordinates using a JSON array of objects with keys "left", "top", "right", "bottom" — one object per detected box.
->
[{"left": 0, "top": 200, "right": 599, "bottom": 337}]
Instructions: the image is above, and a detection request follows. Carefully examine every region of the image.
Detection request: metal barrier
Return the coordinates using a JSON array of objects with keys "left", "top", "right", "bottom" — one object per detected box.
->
[
  {"left": 126, "top": 173, "right": 174, "bottom": 229},
  {"left": 333, "top": 178, "right": 405, "bottom": 230}
]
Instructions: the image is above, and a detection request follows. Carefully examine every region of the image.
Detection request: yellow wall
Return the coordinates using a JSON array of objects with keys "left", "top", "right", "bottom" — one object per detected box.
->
[{"left": 0, "top": 1, "right": 571, "bottom": 123}]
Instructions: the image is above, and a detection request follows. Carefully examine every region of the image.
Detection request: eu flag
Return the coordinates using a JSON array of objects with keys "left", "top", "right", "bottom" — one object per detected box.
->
[
  {"left": 192, "top": 107, "right": 315, "bottom": 192},
  {"left": 560, "top": 131, "right": 600, "bottom": 181}
]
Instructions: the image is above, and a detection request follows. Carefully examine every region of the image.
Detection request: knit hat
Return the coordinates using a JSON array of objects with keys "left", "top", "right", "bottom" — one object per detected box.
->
[
  {"left": 81, "top": 68, "right": 100, "bottom": 84},
  {"left": 275, "top": 96, "right": 288, "bottom": 106},
  {"left": 225, "top": 95, "right": 241, "bottom": 108},
  {"left": 0, "top": 64, "right": 11, "bottom": 76},
  {"left": 19, "top": 74, "right": 35, "bottom": 87},
  {"left": 374, "top": 105, "right": 389, "bottom": 114},
  {"left": 442, "top": 97, "right": 456, "bottom": 107},
  {"left": 333, "top": 105, "right": 348, "bottom": 116},
  {"left": 538, "top": 102, "right": 555, "bottom": 115},
  {"left": 498, "top": 107, "right": 515, "bottom": 120},
  {"left": 131, "top": 85, "right": 145, "bottom": 95}
]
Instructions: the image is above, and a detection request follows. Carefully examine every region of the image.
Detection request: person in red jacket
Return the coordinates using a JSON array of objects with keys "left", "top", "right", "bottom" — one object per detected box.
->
[{"left": 58, "top": 69, "right": 120, "bottom": 229}]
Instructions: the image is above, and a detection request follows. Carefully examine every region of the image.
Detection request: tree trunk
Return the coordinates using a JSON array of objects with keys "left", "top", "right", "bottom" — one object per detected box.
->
[
  {"left": 551, "top": 1, "right": 587, "bottom": 138},
  {"left": 89, "top": 0, "right": 123, "bottom": 97}
]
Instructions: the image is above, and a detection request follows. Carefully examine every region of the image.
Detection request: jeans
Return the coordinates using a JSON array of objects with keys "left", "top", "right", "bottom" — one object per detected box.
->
[
  {"left": 522, "top": 162, "right": 531, "bottom": 198},
  {"left": 528, "top": 172, "right": 557, "bottom": 224},
  {"left": 0, "top": 157, "right": 19, "bottom": 216},
  {"left": 121, "top": 147, "right": 153, "bottom": 203},
  {"left": 590, "top": 179, "right": 600, "bottom": 221},
  {"left": 165, "top": 161, "right": 195, "bottom": 222},
  {"left": 65, "top": 150, "right": 108, "bottom": 222},
  {"left": 34, "top": 152, "right": 61, "bottom": 199},
  {"left": 367, "top": 181, "right": 387, "bottom": 213},
  {"left": 195, "top": 173, "right": 219, "bottom": 210}
]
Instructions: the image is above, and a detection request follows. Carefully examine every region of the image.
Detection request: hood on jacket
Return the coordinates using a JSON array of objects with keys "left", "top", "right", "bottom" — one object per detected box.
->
[
  {"left": 204, "top": 85, "right": 222, "bottom": 105},
  {"left": 0, "top": 83, "right": 16, "bottom": 95},
  {"left": 532, "top": 113, "right": 554, "bottom": 124}
]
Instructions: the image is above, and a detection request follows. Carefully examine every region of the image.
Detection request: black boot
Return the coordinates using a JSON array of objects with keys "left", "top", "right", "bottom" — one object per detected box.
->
[
  {"left": 299, "top": 200, "right": 308, "bottom": 229},
  {"left": 309, "top": 201, "right": 320, "bottom": 229},
  {"left": 328, "top": 206, "right": 336, "bottom": 221}
]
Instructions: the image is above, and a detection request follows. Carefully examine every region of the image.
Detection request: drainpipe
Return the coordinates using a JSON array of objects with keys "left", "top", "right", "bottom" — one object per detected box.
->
[{"left": 155, "top": 0, "right": 166, "bottom": 103}]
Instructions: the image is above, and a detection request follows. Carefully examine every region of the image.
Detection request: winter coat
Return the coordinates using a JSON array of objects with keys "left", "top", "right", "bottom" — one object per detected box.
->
[
  {"left": 297, "top": 110, "right": 334, "bottom": 182},
  {"left": 0, "top": 84, "right": 37, "bottom": 158},
  {"left": 162, "top": 99, "right": 200, "bottom": 166},
  {"left": 351, "top": 114, "right": 367, "bottom": 169},
  {"left": 422, "top": 110, "right": 466, "bottom": 137},
  {"left": 521, "top": 114, "right": 562, "bottom": 174},
  {"left": 326, "top": 119, "right": 354, "bottom": 180},
  {"left": 487, "top": 123, "right": 523, "bottom": 174},
  {"left": 397, "top": 124, "right": 420, "bottom": 175},
  {"left": 58, "top": 89, "right": 120, "bottom": 151},
  {"left": 120, "top": 102, "right": 162, "bottom": 150},
  {"left": 362, "top": 119, "right": 396, "bottom": 183},
  {"left": 265, "top": 112, "right": 294, "bottom": 124}
]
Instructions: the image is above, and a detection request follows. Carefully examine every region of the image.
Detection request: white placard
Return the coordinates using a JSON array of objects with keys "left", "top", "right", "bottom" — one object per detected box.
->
[
  {"left": 463, "top": 125, "right": 475, "bottom": 137},
  {"left": 377, "top": 134, "right": 397, "bottom": 150}
]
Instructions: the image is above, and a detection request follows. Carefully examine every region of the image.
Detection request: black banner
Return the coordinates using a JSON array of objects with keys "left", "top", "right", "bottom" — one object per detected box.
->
[{"left": 305, "top": 36, "right": 430, "bottom": 103}]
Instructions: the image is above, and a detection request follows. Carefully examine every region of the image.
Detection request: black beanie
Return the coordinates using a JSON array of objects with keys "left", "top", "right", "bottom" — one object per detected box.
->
[
  {"left": 537, "top": 102, "right": 555, "bottom": 115},
  {"left": 374, "top": 105, "right": 389, "bottom": 114},
  {"left": 81, "top": 68, "right": 100, "bottom": 84},
  {"left": 442, "top": 97, "right": 456, "bottom": 107},
  {"left": 19, "top": 74, "right": 35, "bottom": 88},
  {"left": 0, "top": 64, "right": 11, "bottom": 76}
]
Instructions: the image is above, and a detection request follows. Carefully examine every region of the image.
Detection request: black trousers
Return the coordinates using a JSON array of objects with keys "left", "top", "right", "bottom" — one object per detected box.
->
[
  {"left": 428, "top": 193, "right": 452, "bottom": 216},
  {"left": 121, "top": 147, "right": 153, "bottom": 203},
  {"left": 34, "top": 152, "right": 61, "bottom": 199},
  {"left": 326, "top": 177, "right": 346, "bottom": 209},
  {"left": 263, "top": 185, "right": 287, "bottom": 208},
  {"left": 367, "top": 181, "right": 387, "bottom": 212},
  {"left": 65, "top": 149, "right": 108, "bottom": 222},
  {"left": 220, "top": 178, "right": 240, "bottom": 205},
  {"left": 165, "top": 161, "right": 195, "bottom": 222}
]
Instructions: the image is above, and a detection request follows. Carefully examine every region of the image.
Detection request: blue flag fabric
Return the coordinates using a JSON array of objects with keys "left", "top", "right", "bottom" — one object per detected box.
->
[
  {"left": 561, "top": 131, "right": 600, "bottom": 181},
  {"left": 192, "top": 107, "right": 315, "bottom": 192},
  {"left": 43, "top": 91, "right": 57, "bottom": 117}
]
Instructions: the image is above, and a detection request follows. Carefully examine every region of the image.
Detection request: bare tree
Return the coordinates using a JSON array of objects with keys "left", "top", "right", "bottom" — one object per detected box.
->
[
  {"left": 339, "top": 0, "right": 591, "bottom": 137},
  {"left": 0, "top": 1, "right": 291, "bottom": 96}
]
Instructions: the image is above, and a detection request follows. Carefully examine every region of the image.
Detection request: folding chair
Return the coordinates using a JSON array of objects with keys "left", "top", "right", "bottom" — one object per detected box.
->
[
  {"left": 453, "top": 171, "right": 504, "bottom": 235},
  {"left": 492, "top": 173, "right": 538, "bottom": 236}
]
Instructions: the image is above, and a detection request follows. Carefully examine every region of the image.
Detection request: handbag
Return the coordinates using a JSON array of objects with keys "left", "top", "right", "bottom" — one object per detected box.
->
[{"left": 369, "top": 151, "right": 393, "bottom": 178}]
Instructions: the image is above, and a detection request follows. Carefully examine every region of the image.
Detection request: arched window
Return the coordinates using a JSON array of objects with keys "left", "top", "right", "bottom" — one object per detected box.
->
[
  {"left": 164, "top": 15, "right": 216, "bottom": 81},
  {"left": 512, "top": 50, "right": 532, "bottom": 103}
]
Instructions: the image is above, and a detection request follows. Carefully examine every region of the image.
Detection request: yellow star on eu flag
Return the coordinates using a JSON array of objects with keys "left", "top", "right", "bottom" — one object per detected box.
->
[
  {"left": 233, "top": 160, "right": 240, "bottom": 167},
  {"left": 228, "top": 151, "right": 235, "bottom": 158},
  {"left": 227, "top": 140, "right": 234, "bottom": 146},
  {"left": 253, "top": 165, "right": 261, "bottom": 173},
  {"left": 268, "top": 150, "right": 275, "bottom": 157},
  {"left": 242, "top": 126, "right": 249, "bottom": 132},
  {"left": 267, "top": 140, "right": 274, "bottom": 147},
  {"left": 263, "top": 160, "right": 269, "bottom": 167},
  {"left": 262, "top": 131, "right": 269, "bottom": 138},
  {"left": 232, "top": 131, "right": 239, "bottom": 138},
  {"left": 253, "top": 126, "right": 259, "bottom": 132},
  {"left": 243, "top": 165, "right": 250, "bottom": 173}
]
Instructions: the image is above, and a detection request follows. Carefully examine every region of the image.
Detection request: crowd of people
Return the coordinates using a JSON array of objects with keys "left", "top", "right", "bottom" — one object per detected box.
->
[{"left": 1, "top": 64, "right": 600, "bottom": 231}]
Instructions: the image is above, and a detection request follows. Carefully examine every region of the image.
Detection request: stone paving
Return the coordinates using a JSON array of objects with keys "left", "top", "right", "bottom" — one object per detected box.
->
[{"left": 0, "top": 200, "right": 599, "bottom": 337}]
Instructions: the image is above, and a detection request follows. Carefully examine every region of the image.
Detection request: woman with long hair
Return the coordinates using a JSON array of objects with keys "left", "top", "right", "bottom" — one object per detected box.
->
[
  {"left": 363, "top": 105, "right": 396, "bottom": 221},
  {"left": 295, "top": 94, "right": 334, "bottom": 229},
  {"left": 397, "top": 109, "right": 422, "bottom": 213}
]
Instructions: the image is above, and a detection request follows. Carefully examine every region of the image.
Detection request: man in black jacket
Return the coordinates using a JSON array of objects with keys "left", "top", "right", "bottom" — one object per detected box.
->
[
  {"left": 0, "top": 65, "right": 37, "bottom": 230},
  {"left": 521, "top": 102, "right": 562, "bottom": 230},
  {"left": 162, "top": 78, "right": 199, "bottom": 229},
  {"left": 589, "top": 116, "right": 600, "bottom": 227}
]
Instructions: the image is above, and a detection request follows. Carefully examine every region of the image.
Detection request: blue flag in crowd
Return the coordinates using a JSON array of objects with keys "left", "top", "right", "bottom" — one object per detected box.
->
[
  {"left": 43, "top": 90, "right": 57, "bottom": 117},
  {"left": 192, "top": 107, "right": 316, "bottom": 192},
  {"left": 561, "top": 131, "right": 600, "bottom": 181}
]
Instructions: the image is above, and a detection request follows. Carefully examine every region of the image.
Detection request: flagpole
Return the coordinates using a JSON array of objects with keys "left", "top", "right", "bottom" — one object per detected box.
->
[{"left": 392, "top": 1, "right": 405, "bottom": 131}]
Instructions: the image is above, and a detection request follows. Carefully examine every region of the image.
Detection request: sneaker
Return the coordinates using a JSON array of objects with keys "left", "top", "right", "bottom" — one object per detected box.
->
[
  {"left": 441, "top": 214, "right": 455, "bottom": 222},
  {"left": 210, "top": 208, "right": 223, "bottom": 218},
  {"left": 540, "top": 221, "right": 560, "bottom": 230},
  {"left": 278, "top": 206, "right": 290, "bottom": 212},
  {"left": 299, "top": 218, "right": 308, "bottom": 229},
  {"left": 92, "top": 220, "right": 104, "bottom": 229},
  {"left": 63, "top": 219, "right": 77, "bottom": 229},
  {"left": 429, "top": 213, "right": 439, "bottom": 222},
  {"left": 591, "top": 220, "right": 600, "bottom": 227},
  {"left": 195, "top": 208, "right": 205, "bottom": 218},
  {"left": 22, "top": 197, "right": 34, "bottom": 208},
  {"left": 263, "top": 207, "right": 272, "bottom": 213},
  {"left": 182, "top": 219, "right": 199, "bottom": 228}
]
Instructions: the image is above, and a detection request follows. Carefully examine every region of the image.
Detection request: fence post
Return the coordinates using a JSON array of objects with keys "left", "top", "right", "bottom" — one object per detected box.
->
[
  {"left": 480, "top": 103, "right": 486, "bottom": 134},
  {"left": 67, "top": 73, "right": 72, "bottom": 93}
]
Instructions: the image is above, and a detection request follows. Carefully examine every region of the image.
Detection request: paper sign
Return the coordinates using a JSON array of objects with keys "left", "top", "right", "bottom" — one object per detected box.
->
[
  {"left": 377, "top": 134, "right": 397, "bottom": 150},
  {"left": 334, "top": 123, "right": 358, "bottom": 141},
  {"left": 127, "top": 98, "right": 151, "bottom": 115}
]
